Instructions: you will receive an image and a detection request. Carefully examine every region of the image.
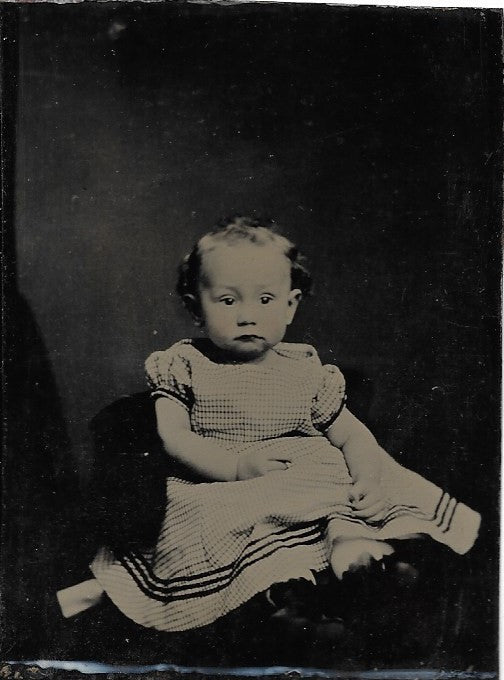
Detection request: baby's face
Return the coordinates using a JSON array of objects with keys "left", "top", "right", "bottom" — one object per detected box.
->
[{"left": 197, "top": 242, "right": 301, "bottom": 361}]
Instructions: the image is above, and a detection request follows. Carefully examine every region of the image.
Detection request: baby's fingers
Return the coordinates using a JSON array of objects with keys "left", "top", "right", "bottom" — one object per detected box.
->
[
  {"left": 352, "top": 500, "right": 388, "bottom": 520},
  {"left": 267, "top": 453, "right": 293, "bottom": 464},
  {"left": 349, "top": 480, "right": 373, "bottom": 504},
  {"left": 350, "top": 480, "right": 368, "bottom": 497},
  {"left": 352, "top": 491, "right": 380, "bottom": 510},
  {"left": 266, "top": 460, "right": 290, "bottom": 472}
]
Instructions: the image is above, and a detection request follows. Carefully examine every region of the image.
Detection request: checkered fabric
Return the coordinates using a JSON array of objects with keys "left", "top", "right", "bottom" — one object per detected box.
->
[
  {"left": 91, "top": 340, "right": 481, "bottom": 632},
  {"left": 145, "top": 339, "right": 347, "bottom": 440}
]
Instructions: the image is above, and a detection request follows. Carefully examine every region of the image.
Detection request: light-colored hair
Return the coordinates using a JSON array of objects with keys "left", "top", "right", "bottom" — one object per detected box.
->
[{"left": 176, "top": 216, "right": 313, "bottom": 306}]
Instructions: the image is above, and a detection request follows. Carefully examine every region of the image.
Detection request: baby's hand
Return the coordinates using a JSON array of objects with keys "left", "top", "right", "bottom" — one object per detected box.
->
[
  {"left": 349, "top": 477, "right": 388, "bottom": 522},
  {"left": 236, "top": 450, "right": 292, "bottom": 480}
]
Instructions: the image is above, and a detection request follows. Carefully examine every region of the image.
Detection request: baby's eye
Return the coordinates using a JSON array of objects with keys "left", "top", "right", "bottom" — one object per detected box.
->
[
  {"left": 260, "top": 295, "right": 274, "bottom": 304},
  {"left": 220, "top": 297, "right": 235, "bottom": 306}
]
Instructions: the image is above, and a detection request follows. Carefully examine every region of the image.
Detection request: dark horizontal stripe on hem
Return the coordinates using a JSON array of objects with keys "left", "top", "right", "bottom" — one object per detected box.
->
[
  {"left": 436, "top": 495, "right": 454, "bottom": 528},
  {"left": 432, "top": 491, "right": 447, "bottom": 520},
  {"left": 128, "top": 521, "right": 325, "bottom": 588},
  {"left": 119, "top": 531, "right": 325, "bottom": 604},
  {"left": 125, "top": 522, "right": 325, "bottom": 587},
  {"left": 121, "top": 532, "right": 323, "bottom": 601},
  {"left": 121, "top": 523, "right": 325, "bottom": 596},
  {"left": 442, "top": 501, "right": 458, "bottom": 534}
]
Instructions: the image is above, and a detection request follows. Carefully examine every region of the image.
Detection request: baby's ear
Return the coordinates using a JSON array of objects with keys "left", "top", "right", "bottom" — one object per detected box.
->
[
  {"left": 286, "top": 288, "right": 302, "bottom": 324},
  {"left": 182, "top": 294, "right": 203, "bottom": 327}
]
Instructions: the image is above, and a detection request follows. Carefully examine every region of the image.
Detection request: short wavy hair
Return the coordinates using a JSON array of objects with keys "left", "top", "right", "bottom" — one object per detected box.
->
[{"left": 176, "top": 216, "right": 313, "bottom": 306}]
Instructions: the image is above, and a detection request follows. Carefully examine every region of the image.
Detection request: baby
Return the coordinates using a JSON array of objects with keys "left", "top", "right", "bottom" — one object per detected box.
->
[{"left": 84, "top": 217, "right": 480, "bottom": 632}]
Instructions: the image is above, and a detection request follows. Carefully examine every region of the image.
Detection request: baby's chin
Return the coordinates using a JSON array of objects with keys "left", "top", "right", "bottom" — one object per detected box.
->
[{"left": 222, "top": 339, "right": 272, "bottom": 362}]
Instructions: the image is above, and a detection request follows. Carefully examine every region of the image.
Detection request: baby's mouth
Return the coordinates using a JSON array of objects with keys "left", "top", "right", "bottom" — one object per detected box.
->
[{"left": 235, "top": 334, "right": 264, "bottom": 342}]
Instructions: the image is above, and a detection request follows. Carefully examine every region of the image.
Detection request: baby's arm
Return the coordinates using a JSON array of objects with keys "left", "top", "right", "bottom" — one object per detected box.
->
[
  {"left": 155, "top": 398, "right": 237, "bottom": 480},
  {"left": 326, "top": 408, "right": 381, "bottom": 482},
  {"left": 155, "top": 398, "right": 292, "bottom": 482},
  {"left": 326, "top": 408, "right": 387, "bottom": 520}
]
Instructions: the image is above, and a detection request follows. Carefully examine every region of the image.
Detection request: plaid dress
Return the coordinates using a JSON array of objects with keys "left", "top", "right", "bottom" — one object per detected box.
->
[{"left": 91, "top": 339, "right": 480, "bottom": 632}]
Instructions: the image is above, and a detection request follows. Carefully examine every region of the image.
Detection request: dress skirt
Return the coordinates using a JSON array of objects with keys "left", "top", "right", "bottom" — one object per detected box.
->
[{"left": 91, "top": 436, "right": 480, "bottom": 632}]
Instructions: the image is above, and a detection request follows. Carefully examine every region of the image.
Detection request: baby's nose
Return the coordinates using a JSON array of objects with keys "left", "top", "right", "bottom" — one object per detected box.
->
[{"left": 236, "top": 304, "right": 257, "bottom": 325}]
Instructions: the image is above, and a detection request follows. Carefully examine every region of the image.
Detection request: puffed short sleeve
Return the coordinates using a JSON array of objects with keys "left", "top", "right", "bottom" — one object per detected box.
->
[
  {"left": 145, "top": 344, "right": 194, "bottom": 411},
  {"left": 311, "top": 364, "right": 347, "bottom": 431}
]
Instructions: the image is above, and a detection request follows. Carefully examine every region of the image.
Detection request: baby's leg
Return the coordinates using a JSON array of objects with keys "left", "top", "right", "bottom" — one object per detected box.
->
[{"left": 329, "top": 538, "right": 394, "bottom": 579}]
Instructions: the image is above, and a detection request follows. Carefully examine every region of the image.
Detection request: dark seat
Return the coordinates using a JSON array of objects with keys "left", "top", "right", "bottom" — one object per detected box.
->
[{"left": 89, "top": 392, "right": 170, "bottom": 552}]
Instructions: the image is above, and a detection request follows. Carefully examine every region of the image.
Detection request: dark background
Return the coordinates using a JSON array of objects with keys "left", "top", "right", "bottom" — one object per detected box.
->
[{"left": 2, "top": 1, "right": 502, "bottom": 671}]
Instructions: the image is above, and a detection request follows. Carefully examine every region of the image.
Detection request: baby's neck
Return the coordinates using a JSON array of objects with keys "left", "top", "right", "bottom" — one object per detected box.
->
[
  {"left": 231, "top": 346, "right": 291, "bottom": 368},
  {"left": 194, "top": 338, "right": 286, "bottom": 366},
  {"left": 245, "top": 348, "right": 277, "bottom": 365}
]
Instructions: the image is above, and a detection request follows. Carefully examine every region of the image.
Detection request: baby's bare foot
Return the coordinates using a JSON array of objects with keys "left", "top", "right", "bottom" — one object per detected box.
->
[{"left": 330, "top": 538, "right": 394, "bottom": 579}]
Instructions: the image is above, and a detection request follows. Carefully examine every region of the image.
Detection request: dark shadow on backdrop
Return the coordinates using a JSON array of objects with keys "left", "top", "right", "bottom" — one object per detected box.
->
[{"left": 1, "top": 7, "right": 86, "bottom": 659}]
